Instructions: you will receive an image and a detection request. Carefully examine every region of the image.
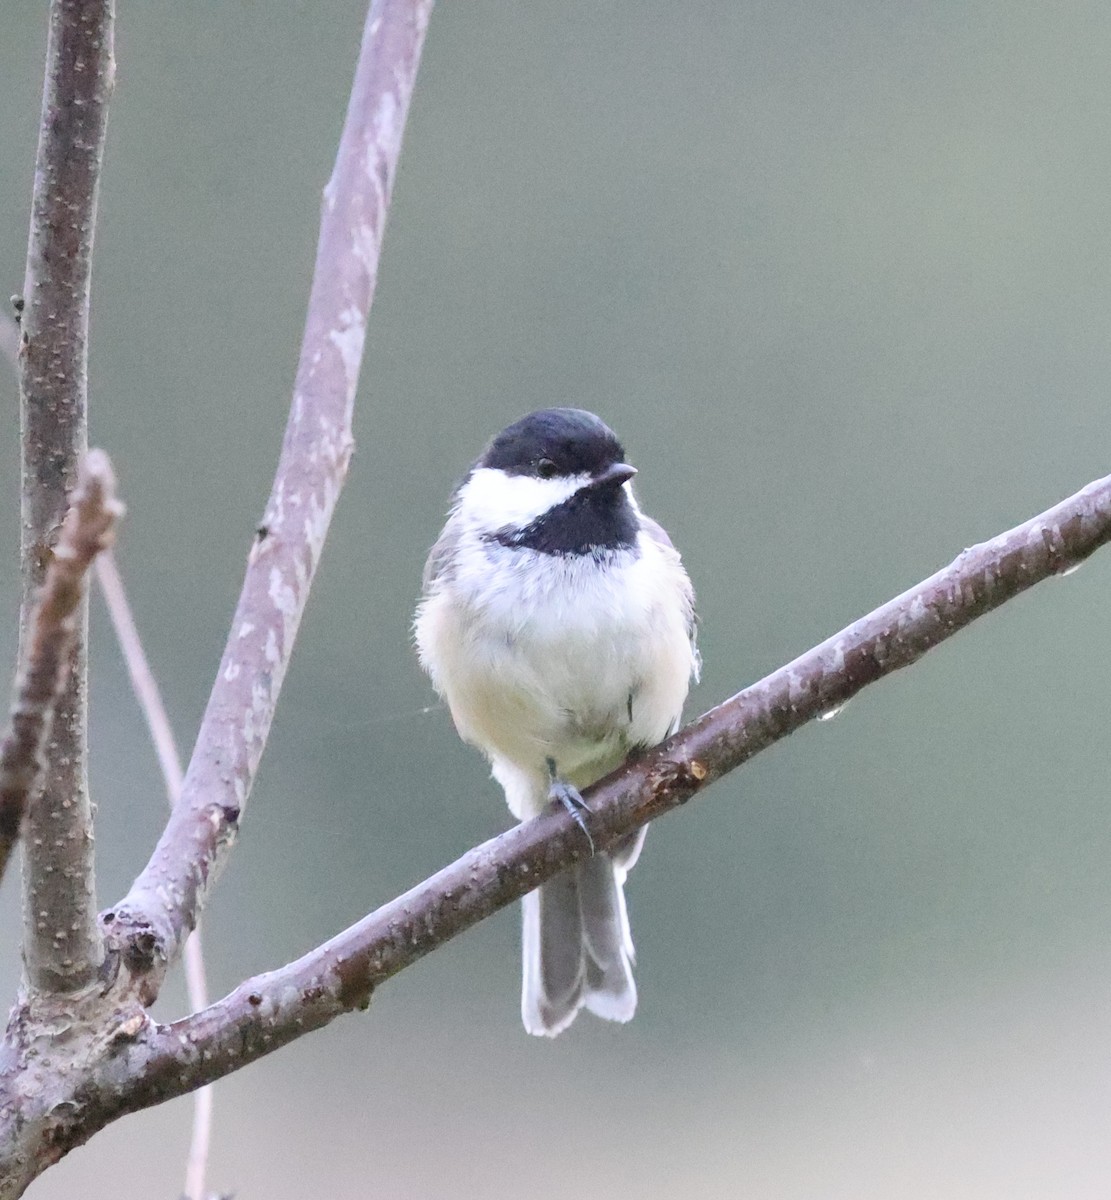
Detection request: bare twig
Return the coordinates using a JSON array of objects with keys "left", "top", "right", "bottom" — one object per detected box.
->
[
  {"left": 94, "top": 555, "right": 185, "bottom": 801},
  {"left": 183, "top": 1079, "right": 214, "bottom": 1200},
  {"left": 94, "top": 552, "right": 213, "bottom": 1200},
  {"left": 55, "top": 468, "right": 1111, "bottom": 1130},
  {"left": 0, "top": 453, "right": 122, "bottom": 890},
  {"left": 18, "top": 0, "right": 116, "bottom": 994},
  {"left": 104, "top": 0, "right": 435, "bottom": 1004}
]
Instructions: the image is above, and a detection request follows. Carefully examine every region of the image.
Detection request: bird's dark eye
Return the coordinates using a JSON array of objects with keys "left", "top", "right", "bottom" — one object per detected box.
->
[{"left": 536, "top": 458, "right": 557, "bottom": 479}]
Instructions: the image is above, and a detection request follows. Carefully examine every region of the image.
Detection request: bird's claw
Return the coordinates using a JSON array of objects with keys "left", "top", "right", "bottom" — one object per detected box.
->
[{"left": 546, "top": 758, "right": 595, "bottom": 855}]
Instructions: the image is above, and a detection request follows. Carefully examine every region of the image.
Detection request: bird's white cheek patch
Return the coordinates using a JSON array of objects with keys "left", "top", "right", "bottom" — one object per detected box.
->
[{"left": 457, "top": 468, "right": 586, "bottom": 530}]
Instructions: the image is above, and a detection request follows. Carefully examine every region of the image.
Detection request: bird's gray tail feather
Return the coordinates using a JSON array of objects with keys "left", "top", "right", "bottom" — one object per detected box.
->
[{"left": 521, "top": 853, "right": 636, "bottom": 1037}]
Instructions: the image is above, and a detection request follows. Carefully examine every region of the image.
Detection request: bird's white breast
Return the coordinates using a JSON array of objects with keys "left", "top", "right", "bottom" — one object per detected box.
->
[{"left": 416, "top": 526, "right": 695, "bottom": 803}]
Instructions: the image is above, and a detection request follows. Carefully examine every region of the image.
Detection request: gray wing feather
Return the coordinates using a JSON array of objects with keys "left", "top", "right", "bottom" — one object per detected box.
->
[
  {"left": 421, "top": 522, "right": 460, "bottom": 592},
  {"left": 639, "top": 513, "right": 676, "bottom": 552},
  {"left": 641, "top": 514, "right": 701, "bottom": 681}
]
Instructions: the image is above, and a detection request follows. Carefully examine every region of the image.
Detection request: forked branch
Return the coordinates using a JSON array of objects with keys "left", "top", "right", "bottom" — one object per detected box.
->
[
  {"left": 7, "top": 0, "right": 1110, "bottom": 1193},
  {"left": 60, "top": 468, "right": 1111, "bottom": 1126},
  {"left": 103, "top": 0, "right": 435, "bottom": 1005},
  {"left": 94, "top": 552, "right": 213, "bottom": 1200}
]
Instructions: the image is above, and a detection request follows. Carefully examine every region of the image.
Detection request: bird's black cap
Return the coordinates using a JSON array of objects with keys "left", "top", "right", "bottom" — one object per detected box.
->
[{"left": 480, "top": 408, "right": 628, "bottom": 479}]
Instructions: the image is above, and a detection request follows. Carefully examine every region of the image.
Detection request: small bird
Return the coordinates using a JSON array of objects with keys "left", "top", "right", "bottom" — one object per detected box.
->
[{"left": 414, "top": 408, "right": 699, "bottom": 1036}]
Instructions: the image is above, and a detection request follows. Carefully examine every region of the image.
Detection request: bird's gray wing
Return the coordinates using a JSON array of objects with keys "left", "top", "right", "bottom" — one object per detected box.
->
[
  {"left": 422, "top": 469, "right": 479, "bottom": 593},
  {"left": 608, "top": 516, "right": 701, "bottom": 876},
  {"left": 639, "top": 513, "right": 676, "bottom": 553},
  {"left": 640, "top": 514, "right": 701, "bottom": 682},
  {"left": 421, "top": 519, "right": 461, "bottom": 592}
]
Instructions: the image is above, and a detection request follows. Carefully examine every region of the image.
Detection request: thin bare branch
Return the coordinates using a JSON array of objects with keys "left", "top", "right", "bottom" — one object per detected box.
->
[
  {"left": 94, "top": 554, "right": 185, "bottom": 801},
  {"left": 183, "top": 1078, "right": 214, "bottom": 1200},
  {"left": 19, "top": 0, "right": 116, "bottom": 994},
  {"left": 65, "top": 468, "right": 1111, "bottom": 1124},
  {"left": 94, "top": 552, "right": 213, "bottom": 1200},
  {"left": 103, "top": 0, "right": 434, "bottom": 1004},
  {"left": 0, "top": 453, "right": 122, "bottom": 891}
]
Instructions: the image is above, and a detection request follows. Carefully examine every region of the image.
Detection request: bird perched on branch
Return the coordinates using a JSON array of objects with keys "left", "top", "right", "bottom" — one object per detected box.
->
[{"left": 415, "top": 408, "right": 699, "bottom": 1035}]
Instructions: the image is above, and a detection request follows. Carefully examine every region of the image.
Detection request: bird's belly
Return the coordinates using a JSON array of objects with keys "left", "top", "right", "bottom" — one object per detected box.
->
[
  {"left": 449, "top": 615, "right": 640, "bottom": 771},
  {"left": 417, "top": 552, "right": 690, "bottom": 785}
]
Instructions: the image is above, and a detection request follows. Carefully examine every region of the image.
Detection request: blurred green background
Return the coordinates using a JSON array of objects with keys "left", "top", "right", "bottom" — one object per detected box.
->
[{"left": 3, "top": 2, "right": 1111, "bottom": 1197}]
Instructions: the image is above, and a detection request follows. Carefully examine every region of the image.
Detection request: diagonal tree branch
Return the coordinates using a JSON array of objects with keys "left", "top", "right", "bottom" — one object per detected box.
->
[
  {"left": 18, "top": 0, "right": 116, "bottom": 995},
  {"left": 47, "top": 467, "right": 1111, "bottom": 1135},
  {"left": 103, "top": 0, "right": 435, "bottom": 1004},
  {"left": 0, "top": 454, "right": 122, "bottom": 891}
]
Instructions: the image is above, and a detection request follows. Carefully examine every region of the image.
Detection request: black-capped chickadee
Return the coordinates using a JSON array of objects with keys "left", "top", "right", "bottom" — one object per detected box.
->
[{"left": 415, "top": 408, "right": 699, "bottom": 1036}]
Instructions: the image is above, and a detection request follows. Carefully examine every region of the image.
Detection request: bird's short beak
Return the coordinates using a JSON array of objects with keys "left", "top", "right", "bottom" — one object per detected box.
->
[{"left": 587, "top": 462, "right": 637, "bottom": 490}]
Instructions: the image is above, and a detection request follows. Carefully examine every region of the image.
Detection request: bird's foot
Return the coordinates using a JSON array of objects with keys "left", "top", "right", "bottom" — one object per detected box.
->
[{"left": 546, "top": 757, "right": 595, "bottom": 855}]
